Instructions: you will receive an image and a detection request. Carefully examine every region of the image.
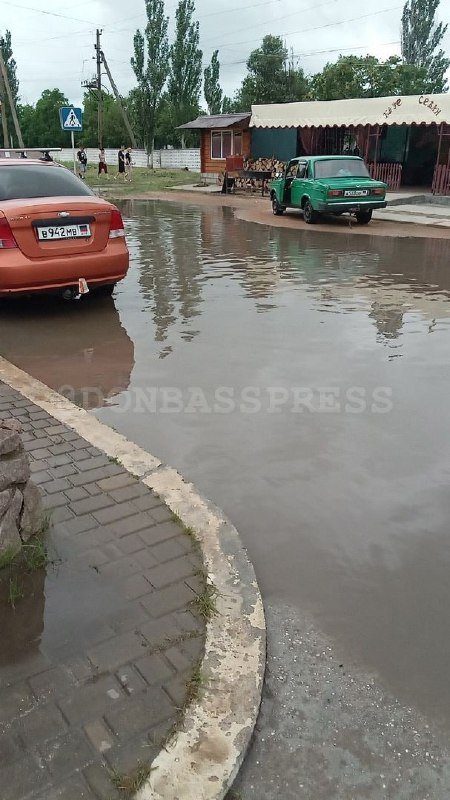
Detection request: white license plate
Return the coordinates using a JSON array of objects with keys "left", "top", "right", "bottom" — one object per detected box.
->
[
  {"left": 37, "top": 224, "right": 91, "bottom": 241},
  {"left": 344, "top": 189, "right": 369, "bottom": 198}
]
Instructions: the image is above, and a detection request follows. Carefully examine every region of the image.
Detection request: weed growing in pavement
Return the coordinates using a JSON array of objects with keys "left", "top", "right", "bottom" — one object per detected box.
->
[
  {"left": 8, "top": 575, "right": 24, "bottom": 609},
  {"left": 108, "top": 455, "right": 122, "bottom": 466},
  {"left": 111, "top": 762, "right": 157, "bottom": 797},
  {"left": 0, "top": 546, "right": 19, "bottom": 571},
  {"left": 170, "top": 511, "right": 202, "bottom": 553},
  {"left": 194, "top": 582, "right": 219, "bottom": 621}
]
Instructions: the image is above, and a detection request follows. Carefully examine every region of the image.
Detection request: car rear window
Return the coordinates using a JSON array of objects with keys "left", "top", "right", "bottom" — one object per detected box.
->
[
  {"left": 0, "top": 164, "right": 94, "bottom": 201},
  {"left": 314, "top": 159, "right": 370, "bottom": 179}
]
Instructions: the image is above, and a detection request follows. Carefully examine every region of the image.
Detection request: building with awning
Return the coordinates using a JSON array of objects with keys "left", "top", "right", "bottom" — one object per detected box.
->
[
  {"left": 178, "top": 113, "right": 251, "bottom": 176},
  {"left": 250, "top": 94, "right": 450, "bottom": 192}
]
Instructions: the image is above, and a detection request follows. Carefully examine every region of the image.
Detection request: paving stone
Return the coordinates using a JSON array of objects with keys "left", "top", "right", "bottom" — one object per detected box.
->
[
  {"left": 69, "top": 467, "right": 117, "bottom": 487},
  {"left": 49, "top": 443, "right": 73, "bottom": 455},
  {"left": 144, "top": 555, "right": 199, "bottom": 589},
  {"left": 74, "top": 525, "right": 117, "bottom": 549},
  {"left": 77, "top": 456, "right": 114, "bottom": 472},
  {"left": 58, "top": 676, "right": 123, "bottom": 725},
  {"left": 43, "top": 492, "right": 70, "bottom": 509},
  {"left": 29, "top": 666, "right": 75, "bottom": 701},
  {"left": 46, "top": 477, "right": 71, "bottom": 494},
  {"left": 45, "top": 425, "right": 69, "bottom": 436},
  {"left": 140, "top": 614, "right": 183, "bottom": 648},
  {"left": 84, "top": 762, "right": 121, "bottom": 800},
  {"left": 65, "top": 486, "right": 89, "bottom": 502},
  {"left": 71, "top": 449, "right": 92, "bottom": 462},
  {"left": 132, "top": 493, "right": 164, "bottom": 512},
  {"left": 30, "top": 459, "right": 50, "bottom": 472},
  {"left": 33, "top": 447, "right": 52, "bottom": 460},
  {"left": 93, "top": 502, "right": 140, "bottom": 526},
  {"left": 129, "top": 547, "right": 158, "bottom": 570},
  {"left": 35, "top": 773, "right": 94, "bottom": 800},
  {"left": 88, "top": 631, "right": 148, "bottom": 672},
  {"left": 50, "top": 464, "right": 78, "bottom": 479},
  {"left": 70, "top": 495, "right": 114, "bottom": 515},
  {"left": 100, "top": 555, "right": 142, "bottom": 579},
  {"left": 139, "top": 520, "right": 183, "bottom": 546},
  {"left": 0, "top": 682, "right": 35, "bottom": 725},
  {"left": 121, "top": 573, "right": 153, "bottom": 601},
  {"left": 16, "top": 701, "right": 67, "bottom": 746},
  {"left": 110, "top": 602, "right": 151, "bottom": 635},
  {"left": 105, "top": 686, "right": 175, "bottom": 738},
  {"left": 141, "top": 581, "right": 196, "bottom": 619},
  {"left": 0, "top": 753, "right": 49, "bottom": 800},
  {"left": 84, "top": 719, "right": 115, "bottom": 754},
  {"left": 61, "top": 513, "right": 99, "bottom": 535},
  {"left": 116, "top": 532, "right": 148, "bottom": 555},
  {"left": 0, "top": 732, "right": 23, "bottom": 764},
  {"left": 46, "top": 454, "right": 73, "bottom": 468},
  {"left": 134, "top": 653, "right": 174, "bottom": 686},
  {"left": 116, "top": 666, "right": 147, "bottom": 696},
  {"left": 163, "top": 670, "right": 191, "bottom": 708},
  {"left": 32, "top": 470, "right": 53, "bottom": 485},
  {"left": 50, "top": 506, "right": 75, "bottom": 524},
  {"left": 180, "top": 634, "right": 205, "bottom": 663},
  {"left": 108, "top": 483, "right": 149, "bottom": 503},
  {"left": 97, "top": 473, "right": 135, "bottom": 492},
  {"left": 164, "top": 645, "right": 194, "bottom": 674},
  {"left": 112, "top": 512, "right": 156, "bottom": 537},
  {"left": 184, "top": 573, "right": 205, "bottom": 594},
  {"left": 105, "top": 731, "right": 160, "bottom": 774},
  {"left": 152, "top": 535, "right": 191, "bottom": 563},
  {"left": 149, "top": 505, "right": 173, "bottom": 524},
  {"left": 85, "top": 482, "right": 102, "bottom": 496},
  {"left": 39, "top": 729, "right": 95, "bottom": 776},
  {"left": 174, "top": 609, "right": 204, "bottom": 635}
]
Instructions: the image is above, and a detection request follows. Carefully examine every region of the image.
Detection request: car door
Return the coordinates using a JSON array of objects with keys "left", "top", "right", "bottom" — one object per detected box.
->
[
  {"left": 290, "top": 160, "right": 308, "bottom": 207},
  {"left": 283, "top": 160, "right": 299, "bottom": 204}
]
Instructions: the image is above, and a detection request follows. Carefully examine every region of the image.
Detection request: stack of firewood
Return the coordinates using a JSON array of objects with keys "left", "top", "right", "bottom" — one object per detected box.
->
[{"left": 243, "top": 157, "right": 285, "bottom": 175}]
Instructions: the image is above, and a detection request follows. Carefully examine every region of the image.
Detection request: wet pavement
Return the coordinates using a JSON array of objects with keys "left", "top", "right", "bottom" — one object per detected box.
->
[{"left": 2, "top": 199, "right": 450, "bottom": 795}]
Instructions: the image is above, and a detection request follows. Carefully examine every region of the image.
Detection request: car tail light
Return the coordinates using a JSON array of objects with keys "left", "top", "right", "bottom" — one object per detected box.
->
[
  {"left": 109, "top": 208, "right": 125, "bottom": 239},
  {"left": 327, "top": 189, "right": 344, "bottom": 198},
  {"left": 372, "top": 188, "right": 385, "bottom": 196},
  {"left": 0, "top": 218, "right": 18, "bottom": 249}
]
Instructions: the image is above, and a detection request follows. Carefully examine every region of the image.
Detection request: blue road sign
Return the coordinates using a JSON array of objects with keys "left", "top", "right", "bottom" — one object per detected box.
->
[{"left": 59, "top": 106, "right": 83, "bottom": 132}]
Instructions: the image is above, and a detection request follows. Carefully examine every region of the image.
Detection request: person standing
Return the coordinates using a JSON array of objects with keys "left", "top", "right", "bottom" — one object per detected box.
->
[
  {"left": 125, "top": 147, "right": 133, "bottom": 182},
  {"left": 77, "top": 146, "right": 88, "bottom": 179},
  {"left": 98, "top": 147, "right": 108, "bottom": 178},
  {"left": 116, "top": 145, "right": 126, "bottom": 181}
]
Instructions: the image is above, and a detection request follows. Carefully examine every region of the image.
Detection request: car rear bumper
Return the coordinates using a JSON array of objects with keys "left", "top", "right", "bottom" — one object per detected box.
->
[
  {"left": 0, "top": 244, "right": 129, "bottom": 296},
  {"left": 316, "top": 200, "right": 387, "bottom": 213}
]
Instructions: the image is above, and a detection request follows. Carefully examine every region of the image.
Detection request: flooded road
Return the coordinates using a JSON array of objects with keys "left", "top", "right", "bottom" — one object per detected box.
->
[{"left": 2, "top": 199, "right": 450, "bottom": 736}]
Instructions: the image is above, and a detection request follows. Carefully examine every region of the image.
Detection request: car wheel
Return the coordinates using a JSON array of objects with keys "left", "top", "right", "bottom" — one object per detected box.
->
[
  {"left": 303, "top": 199, "right": 319, "bottom": 224},
  {"left": 355, "top": 209, "right": 373, "bottom": 225},
  {"left": 272, "top": 196, "right": 284, "bottom": 216}
]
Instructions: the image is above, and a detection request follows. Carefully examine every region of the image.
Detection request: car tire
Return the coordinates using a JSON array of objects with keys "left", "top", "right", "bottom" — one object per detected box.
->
[
  {"left": 355, "top": 209, "right": 373, "bottom": 225},
  {"left": 272, "top": 196, "right": 284, "bottom": 216},
  {"left": 303, "top": 199, "right": 319, "bottom": 224}
]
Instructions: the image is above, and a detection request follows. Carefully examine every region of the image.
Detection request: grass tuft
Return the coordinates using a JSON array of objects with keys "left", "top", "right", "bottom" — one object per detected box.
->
[
  {"left": 111, "top": 762, "right": 156, "bottom": 797},
  {"left": 8, "top": 575, "right": 24, "bottom": 609},
  {"left": 0, "top": 546, "right": 20, "bottom": 571},
  {"left": 194, "top": 582, "right": 219, "bottom": 621}
]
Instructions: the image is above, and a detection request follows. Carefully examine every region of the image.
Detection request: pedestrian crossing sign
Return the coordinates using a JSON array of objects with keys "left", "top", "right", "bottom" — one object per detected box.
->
[{"left": 59, "top": 107, "right": 83, "bottom": 131}]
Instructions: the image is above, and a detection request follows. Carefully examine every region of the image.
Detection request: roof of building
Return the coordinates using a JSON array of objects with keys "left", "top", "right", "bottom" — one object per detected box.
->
[
  {"left": 178, "top": 113, "right": 251, "bottom": 130},
  {"left": 250, "top": 94, "right": 450, "bottom": 129}
]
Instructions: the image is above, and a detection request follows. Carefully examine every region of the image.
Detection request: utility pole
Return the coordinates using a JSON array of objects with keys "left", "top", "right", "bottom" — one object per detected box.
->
[
  {"left": 95, "top": 28, "right": 103, "bottom": 149},
  {"left": 101, "top": 51, "right": 137, "bottom": 148},
  {"left": 0, "top": 90, "right": 10, "bottom": 148},
  {"left": 0, "top": 49, "right": 23, "bottom": 147}
]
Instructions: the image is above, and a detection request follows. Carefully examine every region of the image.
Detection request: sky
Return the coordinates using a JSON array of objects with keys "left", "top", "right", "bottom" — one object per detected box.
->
[{"left": 2, "top": 0, "right": 450, "bottom": 107}]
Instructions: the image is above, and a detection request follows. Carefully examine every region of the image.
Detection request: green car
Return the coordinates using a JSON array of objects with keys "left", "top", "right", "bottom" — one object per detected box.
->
[{"left": 269, "top": 155, "right": 388, "bottom": 225}]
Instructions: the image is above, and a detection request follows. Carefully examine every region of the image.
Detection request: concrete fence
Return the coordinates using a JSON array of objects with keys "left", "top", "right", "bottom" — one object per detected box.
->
[{"left": 55, "top": 148, "right": 201, "bottom": 171}]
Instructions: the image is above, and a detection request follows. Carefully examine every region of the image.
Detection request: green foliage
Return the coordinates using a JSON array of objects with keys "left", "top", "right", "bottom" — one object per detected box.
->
[
  {"left": 236, "top": 36, "right": 309, "bottom": 109},
  {"left": 20, "top": 88, "right": 70, "bottom": 148},
  {"left": 204, "top": 50, "right": 222, "bottom": 115},
  {"left": 168, "top": 0, "right": 203, "bottom": 142},
  {"left": 131, "top": 0, "right": 170, "bottom": 158},
  {"left": 0, "top": 30, "right": 19, "bottom": 147},
  {"left": 401, "top": 0, "right": 450, "bottom": 92},
  {"left": 310, "top": 55, "right": 428, "bottom": 100},
  {"left": 82, "top": 91, "right": 130, "bottom": 147}
]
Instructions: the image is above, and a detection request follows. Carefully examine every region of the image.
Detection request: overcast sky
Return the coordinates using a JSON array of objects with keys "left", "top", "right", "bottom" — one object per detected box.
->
[{"left": 2, "top": 0, "right": 450, "bottom": 107}]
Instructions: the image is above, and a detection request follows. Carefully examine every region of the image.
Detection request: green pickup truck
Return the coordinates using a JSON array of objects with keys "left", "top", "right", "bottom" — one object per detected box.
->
[{"left": 269, "top": 155, "right": 388, "bottom": 225}]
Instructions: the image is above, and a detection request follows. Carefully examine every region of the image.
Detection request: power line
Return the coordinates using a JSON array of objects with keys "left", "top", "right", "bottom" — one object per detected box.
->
[
  {"left": 0, "top": 0, "right": 95, "bottom": 25},
  {"left": 219, "top": 40, "right": 401, "bottom": 67}
]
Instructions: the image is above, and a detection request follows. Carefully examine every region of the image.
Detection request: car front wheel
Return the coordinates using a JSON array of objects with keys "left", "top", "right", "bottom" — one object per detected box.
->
[
  {"left": 355, "top": 209, "right": 373, "bottom": 225},
  {"left": 303, "top": 199, "right": 319, "bottom": 224},
  {"left": 272, "top": 196, "right": 284, "bottom": 216}
]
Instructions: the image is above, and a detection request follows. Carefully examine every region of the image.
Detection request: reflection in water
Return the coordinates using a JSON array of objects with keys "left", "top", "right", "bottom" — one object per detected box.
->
[
  {"left": 3, "top": 199, "right": 450, "bottom": 732},
  {"left": 0, "top": 295, "right": 135, "bottom": 409}
]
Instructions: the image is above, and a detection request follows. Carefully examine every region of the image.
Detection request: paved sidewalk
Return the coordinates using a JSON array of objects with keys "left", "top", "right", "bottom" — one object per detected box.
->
[{"left": 0, "top": 381, "right": 205, "bottom": 800}]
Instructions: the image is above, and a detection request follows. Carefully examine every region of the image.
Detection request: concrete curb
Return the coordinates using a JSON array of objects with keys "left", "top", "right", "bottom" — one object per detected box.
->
[{"left": 0, "top": 356, "right": 266, "bottom": 800}]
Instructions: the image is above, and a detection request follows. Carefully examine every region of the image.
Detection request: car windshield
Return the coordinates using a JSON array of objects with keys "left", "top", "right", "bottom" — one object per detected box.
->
[
  {"left": 314, "top": 159, "right": 370, "bottom": 179},
  {"left": 0, "top": 165, "right": 94, "bottom": 201}
]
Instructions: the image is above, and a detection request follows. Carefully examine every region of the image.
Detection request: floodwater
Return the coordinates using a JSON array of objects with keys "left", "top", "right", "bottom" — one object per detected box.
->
[{"left": 2, "top": 199, "right": 450, "bottom": 733}]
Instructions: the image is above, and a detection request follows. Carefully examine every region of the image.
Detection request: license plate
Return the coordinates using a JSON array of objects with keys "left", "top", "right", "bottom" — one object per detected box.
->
[
  {"left": 37, "top": 224, "right": 91, "bottom": 241},
  {"left": 344, "top": 189, "right": 369, "bottom": 198}
]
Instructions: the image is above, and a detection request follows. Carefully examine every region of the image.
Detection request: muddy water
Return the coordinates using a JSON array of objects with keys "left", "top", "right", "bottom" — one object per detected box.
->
[{"left": 2, "top": 200, "right": 450, "bottom": 730}]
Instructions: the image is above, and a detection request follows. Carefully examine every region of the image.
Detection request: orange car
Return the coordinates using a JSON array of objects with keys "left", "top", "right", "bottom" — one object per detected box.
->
[{"left": 0, "top": 158, "right": 129, "bottom": 298}]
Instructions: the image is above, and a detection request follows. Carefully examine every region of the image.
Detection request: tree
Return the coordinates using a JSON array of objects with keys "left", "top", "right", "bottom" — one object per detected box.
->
[
  {"left": 168, "top": 0, "right": 203, "bottom": 144},
  {"left": 131, "top": 0, "right": 169, "bottom": 164},
  {"left": 310, "top": 55, "right": 428, "bottom": 101},
  {"left": 82, "top": 91, "right": 130, "bottom": 148},
  {"left": 0, "top": 30, "right": 19, "bottom": 147},
  {"left": 204, "top": 50, "right": 222, "bottom": 114},
  {"left": 32, "top": 89, "right": 70, "bottom": 148},
  {"left": 401, "top": 0, "right": 449, "bottom": 93},
  {"left": 236, "top": 35, "right": 309, "bottom": 109}
]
